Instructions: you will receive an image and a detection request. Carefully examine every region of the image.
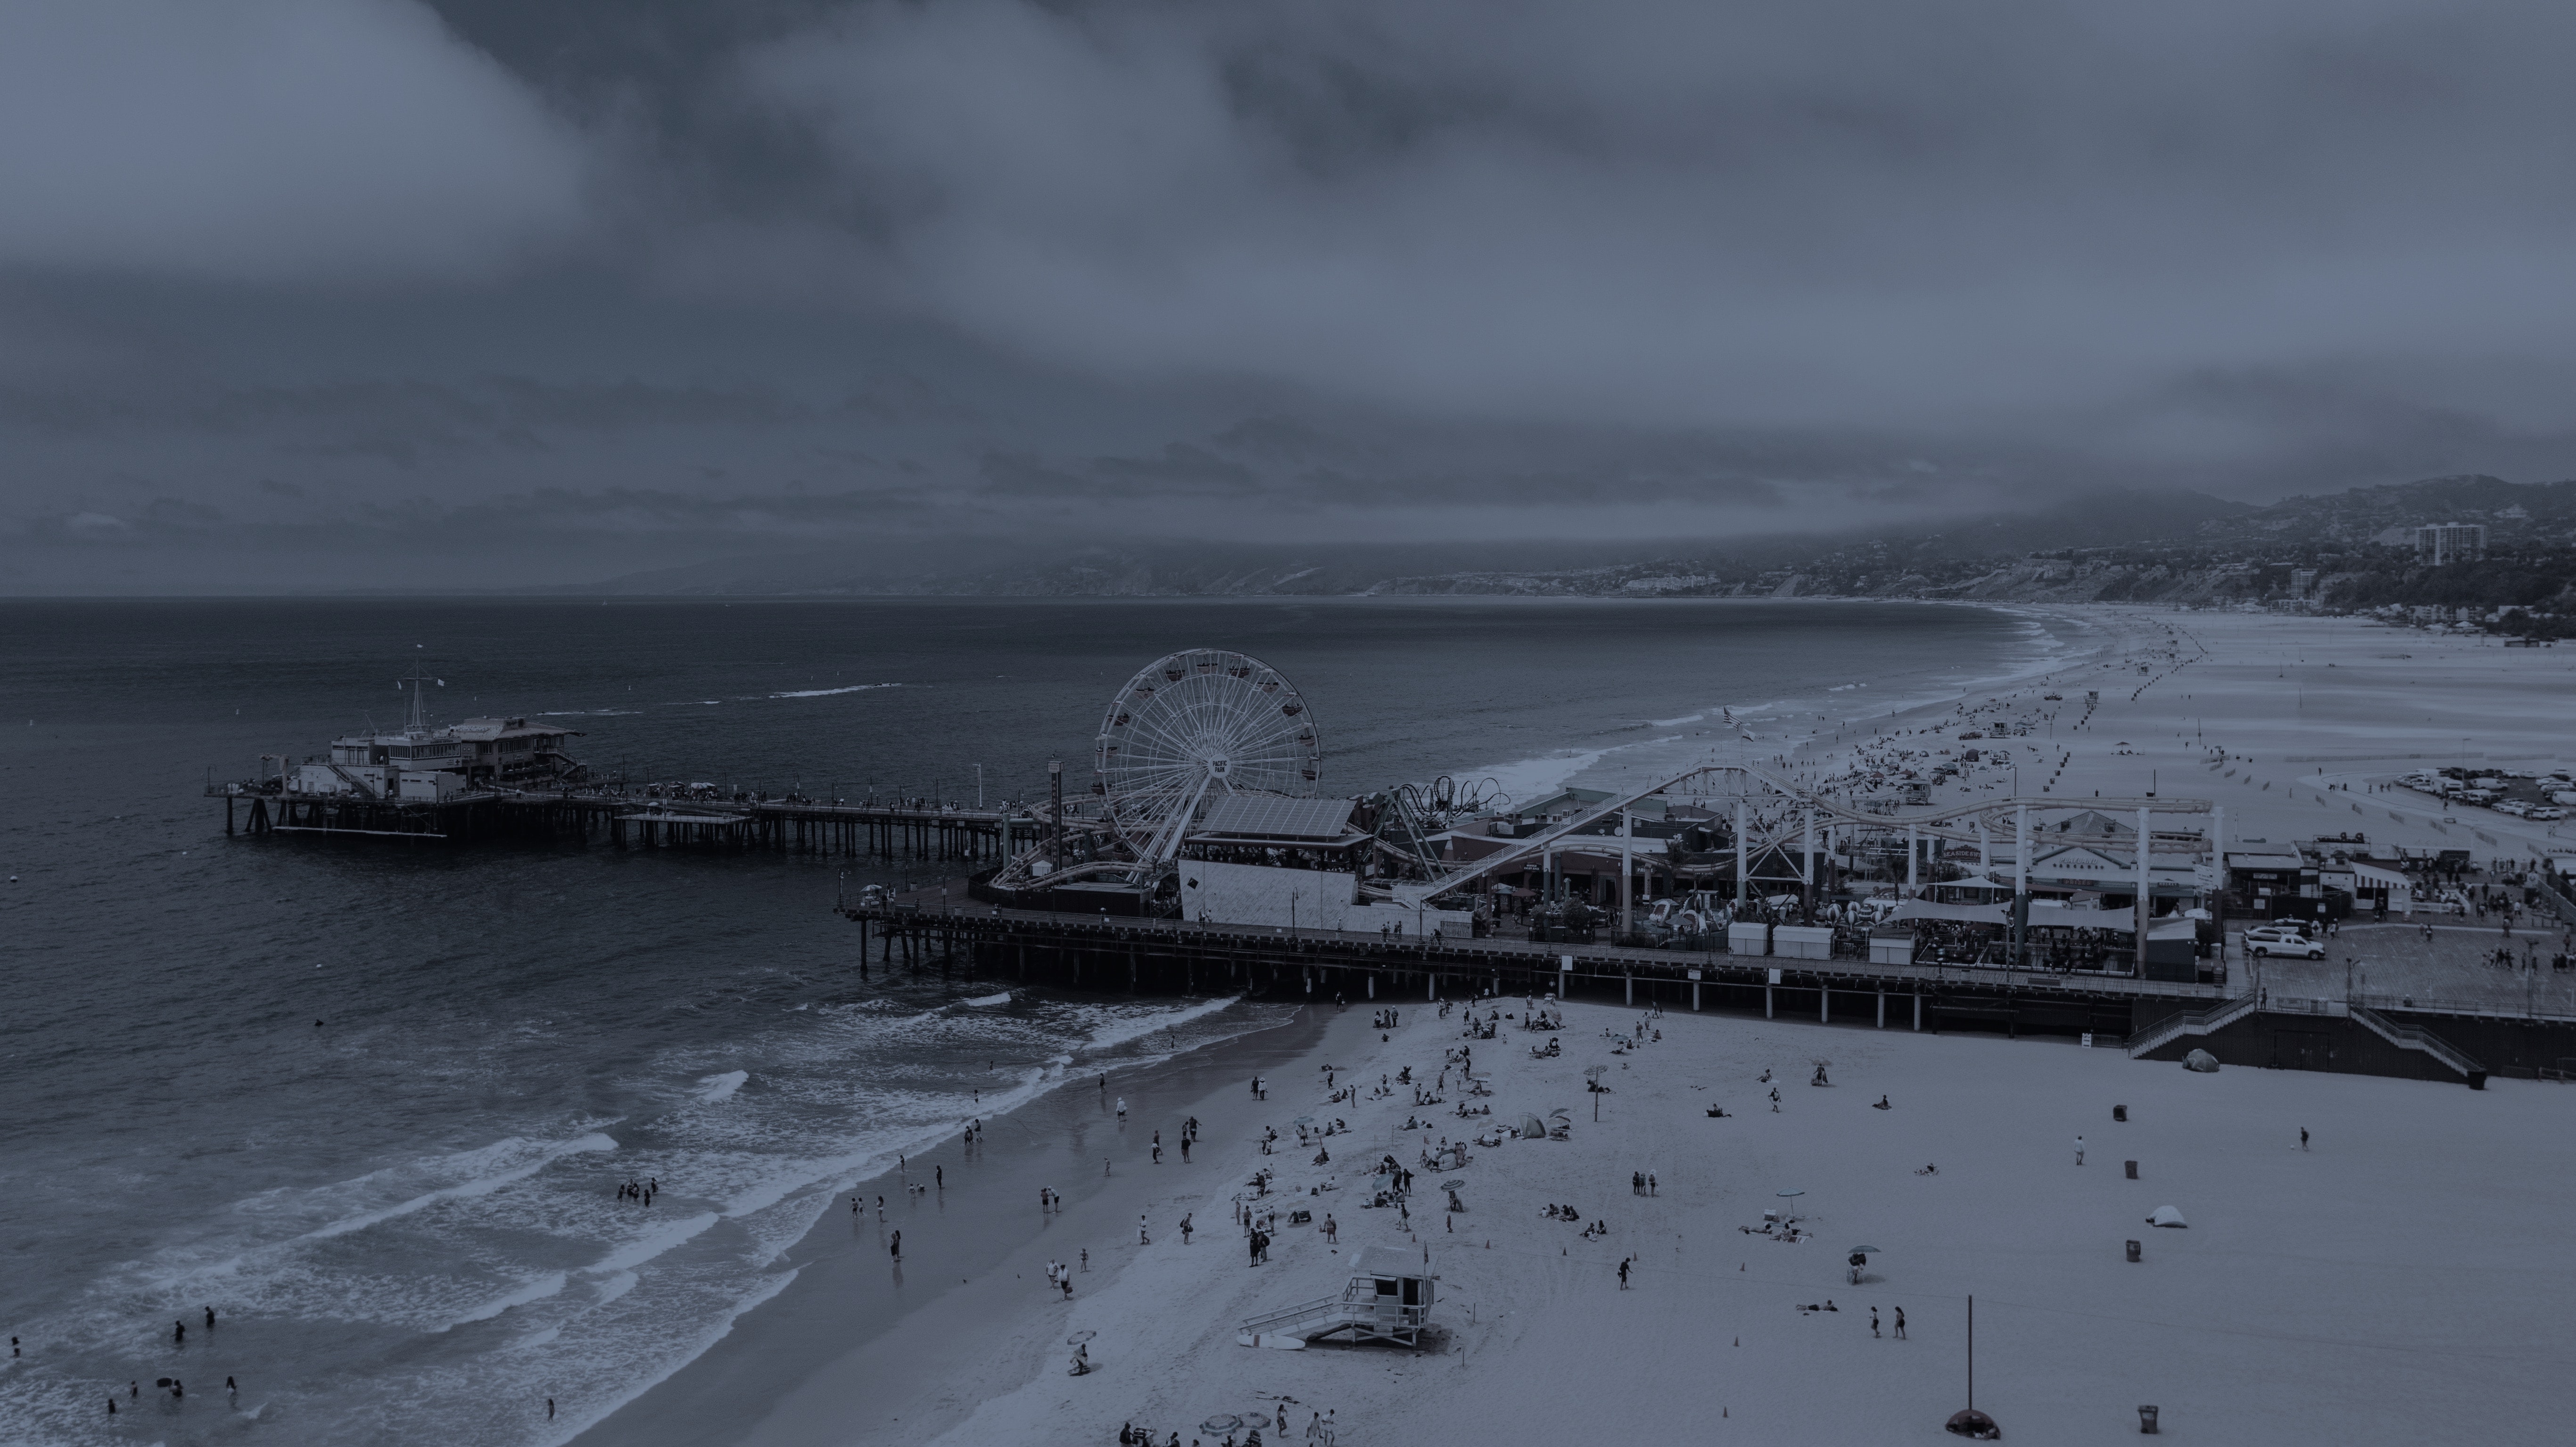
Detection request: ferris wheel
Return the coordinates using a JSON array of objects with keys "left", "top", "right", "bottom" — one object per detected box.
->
[{"left": 1096, "top": 649, "right": 1321, "bottom": 862}]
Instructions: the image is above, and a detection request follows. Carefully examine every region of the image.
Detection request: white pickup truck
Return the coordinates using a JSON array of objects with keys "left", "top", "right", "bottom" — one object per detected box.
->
[{"left": 2241, "top": 926, "right": 2325, "bottom": 960}]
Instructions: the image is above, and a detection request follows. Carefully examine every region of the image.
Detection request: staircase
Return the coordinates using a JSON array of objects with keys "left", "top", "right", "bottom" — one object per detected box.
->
[
  {"left": 2127, "top": 995, "right": 2259, "bottom": 1059},
  {"left": 2349, "top": 1006, "right": 2486, "bottom": 1084}
]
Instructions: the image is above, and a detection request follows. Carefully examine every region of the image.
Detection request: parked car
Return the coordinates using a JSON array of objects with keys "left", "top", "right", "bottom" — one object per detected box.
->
[
  {"left": 2530, "top": 806, "right": 2568, "bottom": 822},
  {"left": 2242, "top": 926, "right": 2325, "bottom": 959}
]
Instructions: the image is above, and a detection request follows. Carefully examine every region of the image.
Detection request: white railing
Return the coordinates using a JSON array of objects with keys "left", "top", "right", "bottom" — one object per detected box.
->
[
  {"left": 1240, "top": 1297, "right": 1338, "bottom": 1336},
  {"left": 2126, "top": 995, "right": 2259, "bottom": 1057},
  {"left": 2349, "top": 1006, "right": 2485, "bottom": 1077}
]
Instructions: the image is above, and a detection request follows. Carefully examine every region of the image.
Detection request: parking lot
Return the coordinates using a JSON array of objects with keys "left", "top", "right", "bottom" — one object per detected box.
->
[{"left": 2248, "top": 917, "right": 2576, "bottom": 1016}]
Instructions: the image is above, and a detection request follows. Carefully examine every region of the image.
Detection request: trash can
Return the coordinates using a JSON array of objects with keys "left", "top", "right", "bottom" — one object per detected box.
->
[
  {"left": 2125, "top": 1239, "right": 2142, "bottom": 1263},
  {"left": 2113, "top": 1104, "right": 2127, "bottom": 1121},
  {"left": 2138, "top": 1403, "right": 2159, "bottom": 1433},
  {"left": 2125, "top": 1160, "right": 2138, "bottom": 1179}
]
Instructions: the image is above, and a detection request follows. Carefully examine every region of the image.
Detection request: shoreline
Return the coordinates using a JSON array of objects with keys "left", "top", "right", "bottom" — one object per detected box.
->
[{"left": 572, "top": 995, "right": 1344, "bottom": 1447}]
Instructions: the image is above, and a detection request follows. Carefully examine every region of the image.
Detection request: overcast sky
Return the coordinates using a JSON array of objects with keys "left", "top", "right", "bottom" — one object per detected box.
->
[{"left": 6, "top": 0, "right": 2576, "bottom": 592}]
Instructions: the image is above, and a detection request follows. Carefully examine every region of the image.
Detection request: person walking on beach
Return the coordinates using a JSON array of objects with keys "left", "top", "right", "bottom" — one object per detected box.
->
[
  {"left": 1181, "top": 1137, "right": 1190, "bottom": 1163},
  {"left": 1871, "top": 1307, "right": 1880, "bottom": 1338},
  {"left": 1116, "top": 1096, "right": 1127, "bottom": 1118},
  {"left": 1894, "top": 1306, "right": 1906, "bottom": 1339},
  {"left": 1181, "top": 1213, "right": 1193, "bottom": 1244},
  {"left": 1139, "top": 1213, "right": 1151, "bottom": 1246},
  {"left": 890, "top": 1230, "right": 901, "bottom": 1260},
  {"left": 2074, "top": 1135, "right": 2085, "bottom": 1166},
  {"left": 2300, "top": 1126, "right": 2310, "bottom": 1151},
  {"left": 1618, "top": 1258, "right": 1631, "bottom": 1290}
]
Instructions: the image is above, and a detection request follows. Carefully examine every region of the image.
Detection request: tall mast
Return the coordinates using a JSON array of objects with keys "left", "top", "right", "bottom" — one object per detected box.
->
[{"left": 399, "top": 666, "right": 438, "bottom": 734}]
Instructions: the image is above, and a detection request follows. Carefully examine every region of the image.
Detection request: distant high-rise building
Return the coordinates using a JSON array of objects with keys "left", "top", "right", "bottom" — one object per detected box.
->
[
  {"left": 2414, "top": 523, "right": 2486, "bottom": 565},
  {"left": 2289, "top": 568, "right": 2318, "bottom": 599}
]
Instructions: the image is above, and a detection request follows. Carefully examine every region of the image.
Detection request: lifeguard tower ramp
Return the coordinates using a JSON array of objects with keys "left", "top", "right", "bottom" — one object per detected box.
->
[{"left": 1239, "top": 1246, "right": 1437, "bottom": 1347}]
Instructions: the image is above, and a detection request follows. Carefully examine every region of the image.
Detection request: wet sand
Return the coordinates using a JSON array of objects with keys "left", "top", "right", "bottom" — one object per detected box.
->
[{"left": 577, "top": 995, "right": 1356, "bottom": 1447}]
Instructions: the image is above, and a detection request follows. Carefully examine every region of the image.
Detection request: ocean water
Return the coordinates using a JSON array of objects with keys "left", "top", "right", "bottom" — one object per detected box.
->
[{"left": 0, "top": 596, "right": 2084, "bottom": 1445}]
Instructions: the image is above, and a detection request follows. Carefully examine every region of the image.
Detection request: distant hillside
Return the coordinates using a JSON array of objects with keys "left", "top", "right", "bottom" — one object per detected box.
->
[
  {"left": 568, "top": 487, "right": 2260, "bottom": 597},
  {"left": 558, "top": 475, "right": 2576, "bottom": 617},
  {"left": 2196, "top": 475, "right": 2576, "bottom": 550}
]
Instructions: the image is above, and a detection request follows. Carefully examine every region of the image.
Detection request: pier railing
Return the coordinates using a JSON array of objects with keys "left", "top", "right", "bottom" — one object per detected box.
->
[{"left": 859, "top": 888, "right": 2229, "bottom": 1008}]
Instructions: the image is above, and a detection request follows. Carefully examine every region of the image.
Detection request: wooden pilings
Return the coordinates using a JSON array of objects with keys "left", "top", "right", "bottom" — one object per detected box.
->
[{"left": 218, "top": 791, "right": 1029, "bottom": 860}]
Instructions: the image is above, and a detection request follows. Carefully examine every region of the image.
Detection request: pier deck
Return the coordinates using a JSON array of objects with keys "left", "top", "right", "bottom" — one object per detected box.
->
[
  {"left": 210, "top": 782, "right": 1038, "bottom": 860},
  {"left": 844, "top": 878, "right": 2228, "bottom": 1042}
]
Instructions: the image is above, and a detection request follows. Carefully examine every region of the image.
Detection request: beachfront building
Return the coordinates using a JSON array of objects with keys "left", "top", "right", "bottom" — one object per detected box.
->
[
  {"left": 301, "top": 715, "right": 582, "bottom": 801},
  {"left": 2223, "top": 846, "right": 2320, "bottom": 922},
  {"left": 1885, "top": 810, "right": 2214, "bottom": 979}
]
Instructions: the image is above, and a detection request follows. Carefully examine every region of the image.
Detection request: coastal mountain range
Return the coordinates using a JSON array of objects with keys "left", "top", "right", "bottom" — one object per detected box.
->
[{"left": 569, "top": 475, "right": 2576, "bottom": 615}]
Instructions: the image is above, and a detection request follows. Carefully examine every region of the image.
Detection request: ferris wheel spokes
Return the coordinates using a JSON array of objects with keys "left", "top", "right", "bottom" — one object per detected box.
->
[{"left": 1094, "top": 648, "right": 1321, "bottom": 863}]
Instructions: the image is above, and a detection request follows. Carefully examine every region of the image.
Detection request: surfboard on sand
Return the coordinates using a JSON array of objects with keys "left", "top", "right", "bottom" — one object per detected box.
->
[{"left": 1237, "top": 1332, "right": 1307, "bottom": 1350}]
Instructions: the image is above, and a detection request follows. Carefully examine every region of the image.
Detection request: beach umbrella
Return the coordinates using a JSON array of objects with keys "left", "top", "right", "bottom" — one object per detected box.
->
[
  {"left": 1066, "top": 1330, "right": 1096, "bottom": 1345},
  {"left": 1202, "top": 1415, "right": 1243, "bottom": 1432},
  {"left": 1440, "top": 1178, "right": 1467, "bottom": 1190},
  {"left": 1849, "top": 1246, "right": 1880, "bottom": 1255}
]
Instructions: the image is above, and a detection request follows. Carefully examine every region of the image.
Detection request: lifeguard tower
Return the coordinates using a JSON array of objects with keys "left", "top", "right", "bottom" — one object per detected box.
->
[{"left": 1238, "top": 1246, "right": 1438, "bottom": 1347}]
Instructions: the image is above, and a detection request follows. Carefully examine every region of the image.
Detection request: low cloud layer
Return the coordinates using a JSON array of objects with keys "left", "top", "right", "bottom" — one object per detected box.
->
[{"left": 5, "top": 0, "right": 2576, "bottom": 591}]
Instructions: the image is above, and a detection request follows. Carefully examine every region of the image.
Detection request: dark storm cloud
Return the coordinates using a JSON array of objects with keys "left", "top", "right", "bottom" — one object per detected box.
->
[
  {"left": 7, "top": 0, "right": 2576, "bottom": 591},
  {"left": 726, "top": 0, "right": 2576, "bottom": 429}
]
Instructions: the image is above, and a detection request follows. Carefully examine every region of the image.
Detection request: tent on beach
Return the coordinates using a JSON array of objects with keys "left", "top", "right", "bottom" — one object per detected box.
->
[
  {"left": 2147, "top": 1205, "right": 2188, "bottom": 1228},
  {"left": 1518, "top": 1114, "right": 1549, "bottom": 1140}
]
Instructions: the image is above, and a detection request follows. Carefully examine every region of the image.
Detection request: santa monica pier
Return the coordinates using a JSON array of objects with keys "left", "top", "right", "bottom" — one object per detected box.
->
[{"left": 215, "top": 652, "right": 2564, "bottom": 1084}]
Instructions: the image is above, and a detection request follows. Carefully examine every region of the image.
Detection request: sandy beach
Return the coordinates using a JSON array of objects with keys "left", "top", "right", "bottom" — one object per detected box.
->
[
  {"left": 724, "top": 992, "right": 2571, "bottom": 1446},
  {"left": 1792, "top": 604, "right": 2576, "bottom": 862},
  {"left": 601, "top": 603, "right": 2576, "bottom": 1447}
]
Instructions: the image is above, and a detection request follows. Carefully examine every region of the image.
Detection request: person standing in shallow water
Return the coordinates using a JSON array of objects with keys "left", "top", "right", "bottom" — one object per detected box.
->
[{"left": 890, "top": 1230, "right": 901, "bottom": 1260}]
